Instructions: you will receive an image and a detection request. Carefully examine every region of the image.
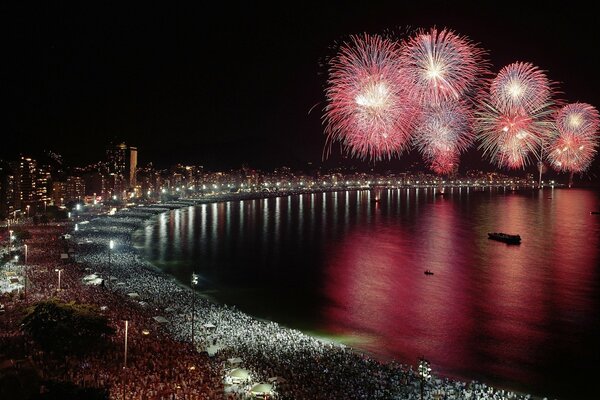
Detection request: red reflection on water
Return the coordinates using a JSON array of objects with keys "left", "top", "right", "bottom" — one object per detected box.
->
[{"left": 321, "top": 189, "right": 599, "bottom": 397}]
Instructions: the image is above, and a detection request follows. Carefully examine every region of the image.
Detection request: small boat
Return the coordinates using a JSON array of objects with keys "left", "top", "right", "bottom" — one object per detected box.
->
[
  {"left": 424, "top": 270, "right": 434, "bottom": 275},
  {"left": 488, "top": 232, "right": 521, "bottom": 244}
]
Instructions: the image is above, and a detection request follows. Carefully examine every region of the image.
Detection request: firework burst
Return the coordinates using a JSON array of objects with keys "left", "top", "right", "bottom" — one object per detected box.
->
[
  {"left": 413, "top": 100, "right": 475, "bottom": 173},
  {"left": 547, "top": 103, "right": 600, "bottom": 172},
  {"left": 426, "top": 150, "right": 460, "bottom": 175},
  {"left": 323, "top": 34, "right": 419, "bottom": 160},
  {"left": 555, "top": 102, "right": 600, "bottom": 137},
  {"left": 476, "top": 102, "right": 555, "bottom": 169},
  {"left": 490, "top": 62, "right": 551, "bottom": 113},
  {"left": 400, "top": 27, "right": 488, "bottom": 105}
]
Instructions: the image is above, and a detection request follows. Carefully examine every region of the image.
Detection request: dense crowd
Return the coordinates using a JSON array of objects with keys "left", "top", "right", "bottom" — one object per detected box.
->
[{"left": 1, "top": 199, "right": 554, "bottom": 399}]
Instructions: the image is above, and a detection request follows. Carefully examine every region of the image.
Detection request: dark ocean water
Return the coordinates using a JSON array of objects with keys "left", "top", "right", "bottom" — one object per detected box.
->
[{"left": 134, "top": 187, "right": 600, "bottom": 399}]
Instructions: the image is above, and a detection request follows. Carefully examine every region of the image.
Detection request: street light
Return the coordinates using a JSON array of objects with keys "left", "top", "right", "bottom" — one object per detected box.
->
[
  {"left": 191, "top": 273, "right": 199, "bottom": 349},
  {"left": 123, "top": 319, "right": 129, "bottom": 369},
  {"left": 55, "top": 268, "right": 63, "bottom": 291},
  {"left": 108, "top": 240, "right": 115, "bottom": 288},
  {"left": 122, "top": 319, "right": 129, "bottom": 400},
  {"left": 8, "top": 229, "right": 13, "bottom": 258},
  {"left": 418, "top": 356, "right": 432, "bottom": 400}
]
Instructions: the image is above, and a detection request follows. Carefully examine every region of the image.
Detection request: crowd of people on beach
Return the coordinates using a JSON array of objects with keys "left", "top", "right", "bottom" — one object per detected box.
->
[{"left": 1, "top": 199, "right": 554, "bottom": 399}]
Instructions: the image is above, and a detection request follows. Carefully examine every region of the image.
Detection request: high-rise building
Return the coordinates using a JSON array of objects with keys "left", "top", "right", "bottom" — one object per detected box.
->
[
  {"left": 14, "top": 156, "right": 37, "bottom": 211},
  {"left": 106, "top": 142, "right": 128, "bottom": 176},
  {"left": 106, "top": 142, "right": 138, "bottom": 190},
  {"left": 129, "top": 146, "right": 137, "bottom": 188},
  {"left": 0, "top": 161, "right": 15, "bottom": 219},
  {"left": 36, "top": 165, "right": 52, "bottom": 208},
  {"left": 66, "top": 176, "right": 85, "bottom": 202},
  {"left": 83, "top": 172, "right": 104, "bottom": 197},
  {"left": 52, "top": 181, "right": 67, "bottom": 206}
]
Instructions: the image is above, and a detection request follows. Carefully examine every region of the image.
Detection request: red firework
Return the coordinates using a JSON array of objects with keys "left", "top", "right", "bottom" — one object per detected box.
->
[
  {"left": 427, "top": 150, "right": 460, "bottom": 175},
  {"left": 547, "top": 103, "right": 600, "bottom": 173},
  {"left": 413, "top": 100, "right": 475, "bottom": 173},
  {"left": 555, "top": 102, "right": 600, "bottom": 137},
  {"left": 400, "top": 27, "right": 489, "bottom": 105},
  {"left": 490, "top": 62, "right": 551, "bottom": 114},
  {"left": 323, "top": 34, "right": 420, "bottom": 160},
  {"left": 476, "top": 102, "right": 555, "bottom": 169}
]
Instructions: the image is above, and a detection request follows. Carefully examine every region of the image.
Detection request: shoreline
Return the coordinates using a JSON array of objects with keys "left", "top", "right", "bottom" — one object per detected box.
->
[
  {"left": 76, "top": 195, "right": 551, "bottom": 399},
  {"left": 2, "top": 192, "right": 557, "bottom": 399}
]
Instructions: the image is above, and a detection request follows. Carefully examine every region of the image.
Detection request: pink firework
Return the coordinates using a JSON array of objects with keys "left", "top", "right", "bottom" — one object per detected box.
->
[
  {"left": 426, "top": 150, "right": 460, "bottom": 175},
  {"left": 323, "top": 34, "right": 419, "bottom": 160},
  {"left": 400, "top": 27, "right": 489, "bottom": 105},
  {"left": 490, "top": 62, "right": 551, "bottom": 113},
  {"left": 547, "top": 103, "right": 600, "bottom": 173},
  {"left": 555, "top": 102, "right": 600, "bottom": 137},
  {"left": 477, "top": 102, "right": 555, "bottom": 169},
  {"left": 413, "top": 100, "right": 475, "bottom": 173}
]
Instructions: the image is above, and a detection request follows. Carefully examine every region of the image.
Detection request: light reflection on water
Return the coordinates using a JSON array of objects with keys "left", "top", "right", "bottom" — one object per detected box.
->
[{"left": 135, "top": 188, "right": 600, "bottom": 399}]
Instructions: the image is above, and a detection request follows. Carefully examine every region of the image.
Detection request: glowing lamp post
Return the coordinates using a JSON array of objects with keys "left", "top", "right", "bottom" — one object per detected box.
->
[
  {"left": 108, "top": 240, "right": 115, "bottom": 288},
  {"left": 8, "top": 230, "right": 13, "bottom": 257},
  {"left": 55, "top": 268, "right": 63, "bottom": 291},
  {"left": 23, "top": 243, "right": 28, "bottom": 299},
  {"left": 191, "top": 273, "right": 199, "bottom": 349},
  {"left": 123, "top": 319, "right": 129, "bottom": 369},
  {"left": 418, "top": 357, "right": 432, "bottom": 400}
]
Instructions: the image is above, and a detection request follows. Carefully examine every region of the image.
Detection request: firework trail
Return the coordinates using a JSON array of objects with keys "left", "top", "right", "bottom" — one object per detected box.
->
[
  {"left": 323, "top": 34, "right": 419, "bottom": 160},
  {"left": 413, "top": 100, "right": 475, "bottom": 173},
  {"left": 490, "top": 62, "right": 551, "bottom": 113},
  {"left": 547, "top": 103, "right": 600, "bottom": 172},
  {"left": 400, "top": 27, "right": 489, "bottom": 105}
]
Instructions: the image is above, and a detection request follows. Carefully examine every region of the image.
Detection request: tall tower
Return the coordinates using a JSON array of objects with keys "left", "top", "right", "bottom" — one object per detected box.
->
[
  {"left": 106, "top": 142, "right": 128, "bottom": 175},
  {"left": 129, "top": 146, "right": 138, "bottom": 188},
  {"left": 0, "top": 161, "right": 14, "bottom": 218},
  {"left": 106, "top": 142, "right": 138, "bottom": 192},
  {"left": 36, "top": 165, "right": 52, "bottom": 207},
  {"left": 15, "top": 156, "right": 37, "bottom": 211}
]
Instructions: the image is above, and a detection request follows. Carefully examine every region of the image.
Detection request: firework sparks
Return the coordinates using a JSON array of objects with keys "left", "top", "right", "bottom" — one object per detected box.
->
[
  {"left": 400, "top": 27, "right": 488, "bottom": 105},
  {"left": 323, "top": 34, "right": 419, "bottom": 160},
  {"left": 547, "top": 103, "right": 600, "bottom": 172},
  {"left": 476, "top": 102, "right": 555, "bottom": 169},
  {"left": 555, "top": 102, "right": 600, "bottom": 137},
  {"left": 426, "top": 150, "right": 460, "bottom": 175},
  {"left": 490, "top": 62, "right": 551, "bottom": 113},
  {"left": 413, "top": 100, "right": 475, "bottom": 173}
]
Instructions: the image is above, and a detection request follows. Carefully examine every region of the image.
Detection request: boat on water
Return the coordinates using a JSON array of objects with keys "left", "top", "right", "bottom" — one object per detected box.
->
[
  {"left": 424, "top": 270, "right": 434, "bottom": 275},
  {"left": 488, "top": 232, "right": 521, "bottom": 244}
]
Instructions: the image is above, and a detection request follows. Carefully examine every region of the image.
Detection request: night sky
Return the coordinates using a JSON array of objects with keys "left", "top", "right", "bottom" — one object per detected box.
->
[{"left": 5, "top": 2, "right": 600, "bottom": 176}]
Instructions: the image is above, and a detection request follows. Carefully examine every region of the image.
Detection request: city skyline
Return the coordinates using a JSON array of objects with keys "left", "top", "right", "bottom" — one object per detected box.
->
[{"left": 5, "top": 3, "right": 600, "bottom": 174}]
